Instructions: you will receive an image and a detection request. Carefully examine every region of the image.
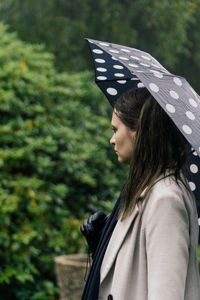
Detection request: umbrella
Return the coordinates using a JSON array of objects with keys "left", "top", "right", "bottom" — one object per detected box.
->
[{"left": 86, "top": 38, "right": 200, "bottom": 221}]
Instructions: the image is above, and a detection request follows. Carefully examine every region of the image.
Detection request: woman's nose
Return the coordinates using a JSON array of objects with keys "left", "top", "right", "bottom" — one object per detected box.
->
[{"left": 110, "top": 134, "right": 115, "bottom": 145}]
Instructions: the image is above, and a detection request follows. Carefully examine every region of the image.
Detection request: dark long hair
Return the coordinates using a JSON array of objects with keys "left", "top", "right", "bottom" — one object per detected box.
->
[{"left": 114, "top": 88, "right": 191, "bottom": 220}]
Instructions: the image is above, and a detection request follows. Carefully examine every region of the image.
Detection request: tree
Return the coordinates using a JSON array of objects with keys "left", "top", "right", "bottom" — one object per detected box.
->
[
  {"left": 0, "top": 0, "right": 197, "bottom": 92},
  {"left": 175, "top": 0, "right": 200, "bottom": 90}
]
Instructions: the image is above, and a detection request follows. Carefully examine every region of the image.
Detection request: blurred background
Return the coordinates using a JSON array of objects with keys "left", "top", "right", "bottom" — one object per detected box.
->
[{"left": 0, "top": 0, "right": 199, "bottom": 299}]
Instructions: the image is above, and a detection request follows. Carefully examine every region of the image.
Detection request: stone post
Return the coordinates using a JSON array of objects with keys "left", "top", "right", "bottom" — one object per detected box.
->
[{"left": 54, "top": 254, "right": 87, "bottom": 300}]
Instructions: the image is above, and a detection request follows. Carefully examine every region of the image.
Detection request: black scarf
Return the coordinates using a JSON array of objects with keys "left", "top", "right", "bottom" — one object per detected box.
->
[{"left": 81, "top": 191, "right": 122, "bottom": 300}]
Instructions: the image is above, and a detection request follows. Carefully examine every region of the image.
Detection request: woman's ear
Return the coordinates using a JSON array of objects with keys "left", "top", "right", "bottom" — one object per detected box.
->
[{"left": 131, "top": 130, "right": 137, "bottom": 140}]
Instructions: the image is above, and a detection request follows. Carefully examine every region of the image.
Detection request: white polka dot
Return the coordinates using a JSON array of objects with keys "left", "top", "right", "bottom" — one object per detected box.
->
[
  {"left": 173, "top": 77, "right": 182, "bottom": 86},
  {"left": 99, "top": 42, "right": 109, "bottom": 47},
  {"left": 95, "top": 58, "right": 105, "bottom": 63},
  {"left": 140, "top": 63, "right": 150, "bottom": 67},
  {"left": 150, "top": 69, "right": 157, "bottom": 73},
  {"left": 141, "top": 55, "right": 151, "bottom": 61},
  {"left": 128, "top": 63, "right": 139, "bottom": 68},
  {"left": 109, "top": 49, "right": 119, "bottom": 53},
  {"left": 114, "top": 73, "right": 124, "bottom": 77},
  {"left": 137, "top": 82, "right": 145, "bottom": 88},
  {"left": 92, "top": 49, "right": 103, "bottom": 54},
  {"left": 135, "top": 70, "right": 144, "bottom": 73},
  {"left": 117, "top": 80, "right": 127, "bottom": 84},
  {"left": 97, "top": 67, "right": 107, "bottom": 72},
  {"left": 155, "top": 73, "right": 163, "bottom": 79},
  {"left": 189, "top": 98, "right": 198, "bottom": 107},
  {"left": 150, "top": 70, "right": 163, "bottom": 78},
  {"left": 119, "top": 56, "right": 129, "bottom": 61},
  {"left": 182, "top": 125, "right": 192, "bottom": 134},
  {"left": 107, "top": 88, "right": 118, "bottom": 95},
  {"left": 189, "top": 182, "right": 196, "bottom": 191},
  {"left": 190, "top": 87, "right": 197, "bottom": 96},
  {"left": 151, "top": 63, "right": 160, "bottom": 69},
  {"left": 112, "top": 56, "right": 118, "bottom": 60},
  {"left": 121, "top": 48, "right": 130, "bottom": 53},
  {"left": 193, "top": 151, "right": 198, "bottom": 156},
  {"left": 131, "top": 77, "right": 139, "bottom": 80},
  {"left": 130, "top": 56, "right": 140, "bottom": 60},
  {"left": 198, "top": 218, "right": 200, "bottom": 226},
  {"left": 113, "top": 65, "right": 124, "bottom": 69},
  {"left": 170, "top": 90, "right": 179, "bottom": 99},
  {"left": 97, "top": 76, "right": 107, "bottom": 80},
  {"left": 166, "top": 104, "right": 176, "bottom": 113},
  {"left": 190, "top": 164, "right": 198, "bottom": 174},
  {"left": 186, "top": 111, "right": 195, "bottom": 120},
  {"left": 149, "top": 83, "right": 159, "bottom": 92}
]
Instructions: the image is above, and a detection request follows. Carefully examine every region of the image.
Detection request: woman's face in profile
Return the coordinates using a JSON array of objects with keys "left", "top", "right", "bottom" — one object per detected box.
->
[{"left": 110, "top": 110, "right": 136, "bottom": 165}]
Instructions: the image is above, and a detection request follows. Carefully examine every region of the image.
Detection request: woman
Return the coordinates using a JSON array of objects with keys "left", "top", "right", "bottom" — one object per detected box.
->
[{"left": 81, "top": 88, "right": 200, "bottom": 300}]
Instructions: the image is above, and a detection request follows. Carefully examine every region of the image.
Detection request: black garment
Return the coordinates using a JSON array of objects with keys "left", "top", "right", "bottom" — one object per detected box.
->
[{"left": 81, "top": 191, "right": 122, "bottom": 300}]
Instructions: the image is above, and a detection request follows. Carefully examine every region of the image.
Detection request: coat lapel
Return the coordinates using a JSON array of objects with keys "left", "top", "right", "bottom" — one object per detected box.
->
[{"left": 100, "top": 204, "right": 139, "bottom": 283}]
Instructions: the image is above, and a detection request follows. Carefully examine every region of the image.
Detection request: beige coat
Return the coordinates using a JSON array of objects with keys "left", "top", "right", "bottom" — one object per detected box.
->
[{"left": 99, "top": 175, "right": 200, "bottom": 300}]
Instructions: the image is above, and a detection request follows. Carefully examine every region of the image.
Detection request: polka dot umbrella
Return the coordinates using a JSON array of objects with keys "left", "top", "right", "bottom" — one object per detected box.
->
[{"left": 86, "top": 38, "right": 200, "bottom": 222}]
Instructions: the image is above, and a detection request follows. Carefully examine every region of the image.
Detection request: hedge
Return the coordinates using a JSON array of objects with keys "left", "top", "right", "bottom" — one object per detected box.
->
[{"left": 0, "top": 23, "right": 127, "bottom": 299}]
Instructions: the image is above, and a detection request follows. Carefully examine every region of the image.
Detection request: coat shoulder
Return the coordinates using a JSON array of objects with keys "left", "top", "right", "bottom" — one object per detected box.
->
[
  {"left": 147, "top": 174, "right": 191, "bottom": 204},
  {"left": 141, "top": 174, "right": 193, "bottom": 228}
]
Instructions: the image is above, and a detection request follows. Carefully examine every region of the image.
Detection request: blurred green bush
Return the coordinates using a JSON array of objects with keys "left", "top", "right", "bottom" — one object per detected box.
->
[{"left": 0, "top": 23, "right": 127, "bottom": 299}]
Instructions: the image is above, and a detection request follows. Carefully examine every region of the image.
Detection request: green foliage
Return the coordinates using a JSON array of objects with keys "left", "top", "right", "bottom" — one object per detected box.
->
[
  {"left": 0, "top": 0, "right": 199, "bottom": 89},
  {"left": 175, "top": 1, "right": 200, "bottom": 91},
  {"left": 0, "top": 23, "right": 127, "bottom": 299}
]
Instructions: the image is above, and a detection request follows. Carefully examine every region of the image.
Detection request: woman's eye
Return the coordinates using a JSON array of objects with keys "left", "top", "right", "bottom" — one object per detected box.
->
[{"left": 112, "top": 127, "right": 117, "bottom": 133}]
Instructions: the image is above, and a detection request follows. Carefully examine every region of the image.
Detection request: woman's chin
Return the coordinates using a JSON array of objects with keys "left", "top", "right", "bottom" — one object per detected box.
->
[
  {"left": 118, "top": 156, "right": 131, "bottom": 165},
  {"left": 118, "top": 156, "right": 126, "bottom": 164}
]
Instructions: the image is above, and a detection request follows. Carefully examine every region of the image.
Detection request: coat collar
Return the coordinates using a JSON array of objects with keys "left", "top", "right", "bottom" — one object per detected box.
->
[
  {"left": 100, "top": 204, "right": 139, "bottom": 283},
  {"left": 100, "top": 171, "right": 179, "bottom": 284}
]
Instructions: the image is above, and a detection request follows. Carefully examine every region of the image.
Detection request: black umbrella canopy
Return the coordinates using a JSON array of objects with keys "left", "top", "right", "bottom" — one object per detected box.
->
[{"left": 86, "top": 38, "right": 200, "bottom": 220}]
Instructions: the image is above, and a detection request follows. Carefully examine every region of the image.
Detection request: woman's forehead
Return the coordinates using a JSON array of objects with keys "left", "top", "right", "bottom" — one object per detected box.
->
[{"left": 111, "top": 110, "right": 122, "bottom": 126}]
